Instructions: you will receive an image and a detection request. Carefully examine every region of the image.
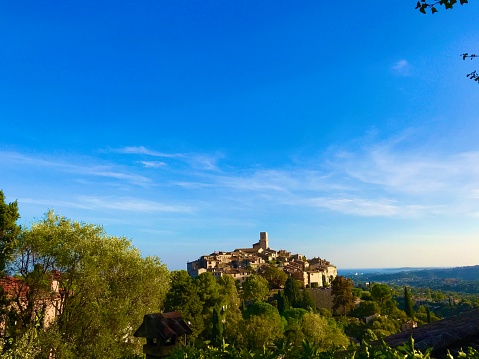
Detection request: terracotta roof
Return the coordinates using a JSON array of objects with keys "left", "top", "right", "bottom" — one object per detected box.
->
[{"left": 0, "top": 276, "right": 29, "bottom": 298}]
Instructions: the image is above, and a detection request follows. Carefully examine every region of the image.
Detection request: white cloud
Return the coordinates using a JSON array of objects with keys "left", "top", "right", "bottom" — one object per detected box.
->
[
  {"left": 6, "top": 135, "right": 479, "bottom": 221},
  {"left": 117, "top": 146, "right": 184, "bottom": 158},
  {"left": 117, "top": 146, "right": 223, "bottom": 171},
  {"left": 391, "top": 59, "right": 411, "bottom": 76},
  {"left": 0, "top": 150, "right": 150, "bottom": 186},
  {"left": 140, "top": 161, "right": 166, "bottom": 168},
  {"left": 77, "top": 196, "right": 193, "bottom": 213},
  {"left": 302, "top": 197, "right": 445, "bottom": 217}
]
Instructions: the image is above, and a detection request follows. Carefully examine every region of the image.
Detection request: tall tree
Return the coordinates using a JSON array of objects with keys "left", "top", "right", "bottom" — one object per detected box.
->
[
  {"left": 331, "top": 276, "right": 355, "bottom": 315},
  {"left": 6, "top": 211, "right": 170, "bottom": 358},
  {"left": 217, "top": 275, "right": 242, "bottom": 344},
  {"left": 276, "top": 290, "right": 290, "bottom": 314},
  {"left": 261, "top": 265, "right": 288, "bottom": 289},
  {"left": 284, "top": 277, "right": 302, "bottom": 308},
  {"left": 0, "top": 190, "right": 20, "bottom": 274},
  {"left": 241, "top": 302, "right": 283, "bottom": 349},
  {"left": 211, "top": 306, "right": 223, "bottom": 347},
  {"left": 371, "top": 283, "right": 392, "bottom": 312},
  {"left": 301, "top": 290, "right": 316, "bottom": 312},
  {"left": 242, "top": 274, "right": 270, "bottom": 303},
  {"left": 404, "top": 286, "right": 414, "bottom": 318},
  {"left": 164, "top": 270, "right": 204, "bottom": 340}
]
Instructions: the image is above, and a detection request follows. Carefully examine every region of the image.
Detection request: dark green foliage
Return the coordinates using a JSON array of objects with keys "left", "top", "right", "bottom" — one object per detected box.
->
[
  {"left": 331, "top": 276, "right": 355, "bottom": 315},
  {"left": 211, "top": 306, "right": 223, "bottom": 347},
  {"left": 301, "top": 289, "right": 316, "bottom": 312},
  {"left": 351, "top": 301, "right": 380, "bottom": 318},
  {"left": 243, "top": 301, "right": 279, "bottom": 320},
  {"left": 276, "top": 290, "right": 290, "bottom": 314},
  {"left": 170, "top": 334, "right": 479, "bottom": 358},
  {"left": 416, "top": 0, "right": 469, "bottom": 14},
  {"left": 352, "top": 288, "right": 362, "bottom": 298},
  {"left": 371, "top": 283, "right": 392, "bottom": 305},
  {"left": 416, "top": 1, "right": 476, "bottom": 85},
  {"left": 282, "top": 308, "right": 308, "bottom": 324},
  {"left": 242, "top": 274, "right": 270, "bottom": 302},
  {"left": 261, "top": 265, "right": 288, "bottom": 289},
  {"left": 2, "top": 210, "right": 170, "bottom": 358},
  {"left": 0, "top": 190, "right": 20, "bottom": 273},
  {"left": 164, "top": 270, "right": 204, "bottom": 340},
  {"left": 370, "top": 283, "right": 399, "bottom": 315},
  {"left": 404, "top": 286, "right": 414, "bottom": 318},
  {"left": 284, "top": 277, "right": 302, "bottom": 308}
]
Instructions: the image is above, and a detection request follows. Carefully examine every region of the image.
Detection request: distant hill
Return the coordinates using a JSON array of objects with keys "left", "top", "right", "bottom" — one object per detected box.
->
[
  {"left": 348, "top": 265, "right": 479, "bottom": 293},
  {"left": 365, "top": 265, "right": 479, "bottom": 282}
]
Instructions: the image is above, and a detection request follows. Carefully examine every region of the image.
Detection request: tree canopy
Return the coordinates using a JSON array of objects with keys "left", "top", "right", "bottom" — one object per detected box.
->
[
  {"left": 2, "top": 210, "right": 170, "bottom": 358},
  {"left": 331, "top": 276, "right": 355, "bottom": 315},
  {"left": 0, "top": 190, "right": 20, "bottom": 274}
]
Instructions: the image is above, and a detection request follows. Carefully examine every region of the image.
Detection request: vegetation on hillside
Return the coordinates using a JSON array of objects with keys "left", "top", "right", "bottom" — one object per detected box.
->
[
  {"left": 0, "top": 190, "right": 169, "bottom": 358},
  {"left": 1, "top": 189, "right": 478, "bottom": 358}
]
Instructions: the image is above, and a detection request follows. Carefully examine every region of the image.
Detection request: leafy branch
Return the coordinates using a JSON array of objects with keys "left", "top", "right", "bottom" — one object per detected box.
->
[
  {"left": 461, "top": 54, "right": 479, "bottom": 82},
  {"left": 415, "top": 1, "right": 478, "bottom": 84},
  {"left": 415, "top": 0, "right": 469, "bottom": 14}
]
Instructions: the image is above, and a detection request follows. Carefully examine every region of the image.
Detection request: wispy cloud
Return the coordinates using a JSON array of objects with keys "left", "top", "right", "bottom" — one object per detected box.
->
[
  {"left": 391, "top": 59, "right": 411, "bottom": 76},
  {"left": 117, "top": 146, "right": 185, "bottom": 158},
  {"left": 302, "top": 197, "right": 444, "bottom": 217},
  {"left": 140, "top": 161, "right": 167, "bottom": 168},
  {"left": 117, "top": 146, "right": 223, "bottom": 171},
  {"left": 77, "top": 196, "right": 193, "bottom": 213},
  {"left": 0, "top": 150, "right": 150, "bottom": 186},
  {"left": 5, "top": 135, "right": 479, "bottom": 220}
]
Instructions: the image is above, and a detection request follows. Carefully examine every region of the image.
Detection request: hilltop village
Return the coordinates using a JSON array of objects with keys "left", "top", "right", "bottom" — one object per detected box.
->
[{"left": 187, "top": 232, "right": 337, "bottom": 288}]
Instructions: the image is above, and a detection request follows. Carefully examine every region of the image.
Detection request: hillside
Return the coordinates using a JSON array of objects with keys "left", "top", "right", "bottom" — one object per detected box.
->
[{"left": 348, "top": 265, "right": 479, "bottom": 294}]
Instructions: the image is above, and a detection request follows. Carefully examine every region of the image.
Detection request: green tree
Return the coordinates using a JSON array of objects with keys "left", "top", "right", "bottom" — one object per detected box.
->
[
  {"left": 369, "top": 316, "right": 401, "bottom": 338},
  {"left": 6, "top": 211, "right": 170, "bottom": 358},
  {"left": 284, "top": 277, "right": 302, "bottom": 308},
  {"left": 301, "top": 312, "right": 349, "bottom": 350},
  {"left": 261, "top": 265, "right": 288, "bottom": 289},
  {"left": 219, "top": 274, "right": 240, "bottom": 310},
  {"left": 404, "top": 286, "right": 414, "bottom": 318},
  {"left": 276, "top": 290, "right": 290, "bottom": 314},
  {"left": 301, "top": 289, "right": 316, "bottom": 312},
  {"left": 281, "top": 307, "right": 308, "bottom": 348},
  {"left": 351, "top": 300, "right": 380, "bottom": 318},
  {"left": 211, "top": 306, "right": 223, "bottom": 347},
  {"left": 243, "top": 301, "right": 279, "bottom": 320},
  {"left": 240, "top": 302, "right": 283, "bottom": 349},
  {"left": 164, "top": 270, "right": 204, "bottom": 340},
  {"left": 195, "top": 272, "right": 223, "bottom": 339},
  {"left": 0, "top": 190, "right": 20, "bottom": 274},
  {"left": 371, "top": 283, "right": 395, "bottom": 314},
  {"left": 331, "top": 276, "right": 355, "bottom": 315},
  {"left": 242, "top": 274, "right": 270, "bottom": 302},
  {"left": 217, "top": 275, "right": 242, "bottom": 345}
]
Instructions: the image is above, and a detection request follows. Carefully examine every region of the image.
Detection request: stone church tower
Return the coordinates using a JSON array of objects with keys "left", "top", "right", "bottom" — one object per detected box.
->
[{"left": 259, "top": 231, "right": 268, "bottom": 250}]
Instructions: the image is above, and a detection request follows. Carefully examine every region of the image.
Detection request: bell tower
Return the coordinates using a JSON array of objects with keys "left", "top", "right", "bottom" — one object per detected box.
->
[{"left": 259, "top": 232, "right": 268, "bottom": 250}]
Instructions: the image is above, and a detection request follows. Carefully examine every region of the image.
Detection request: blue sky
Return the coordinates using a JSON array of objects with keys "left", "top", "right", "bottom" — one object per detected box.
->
[{"left": 1, "top": 1, "right": 479, "bottom": 270}]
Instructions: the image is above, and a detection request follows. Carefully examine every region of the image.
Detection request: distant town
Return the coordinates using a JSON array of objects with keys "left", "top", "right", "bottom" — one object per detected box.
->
[{"left": 187, "top": 231, "right": 338, "bottom": 288}]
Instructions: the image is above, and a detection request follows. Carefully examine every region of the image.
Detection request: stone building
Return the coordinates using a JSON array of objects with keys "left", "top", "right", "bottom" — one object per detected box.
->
[{"left": 186, "top": 232, "right": 338, "bottom": 288}]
